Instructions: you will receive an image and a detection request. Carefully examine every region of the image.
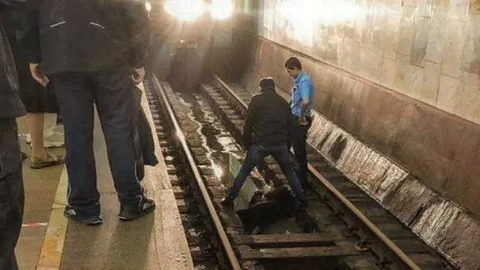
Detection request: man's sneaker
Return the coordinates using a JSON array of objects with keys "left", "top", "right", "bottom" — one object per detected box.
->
[
  {"left": 63, "top": 206, "right": 103, "bottom": 226},
  {"left": 221, "top": 197, "right": 234, "bottom": 209},
  {"left": 118, "top": 196, "right": 155, "bottom": 221}
]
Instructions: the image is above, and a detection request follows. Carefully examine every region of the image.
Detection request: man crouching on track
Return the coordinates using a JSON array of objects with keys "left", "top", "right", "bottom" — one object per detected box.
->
[
  {"left": 28, "top": 0, "right": 155, "bottom": 225},
  {"left": 221, "top": 78, "right": 305, "bottom": 209}
]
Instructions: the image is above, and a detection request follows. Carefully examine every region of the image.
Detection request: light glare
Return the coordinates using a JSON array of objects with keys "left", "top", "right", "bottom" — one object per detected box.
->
[
  {"left": 269, "top": 0, "right": 363, "bottom": 47},
  {"left": 210, "top": 0, "right": 233, "bottom": 20},
  {"left": 164, "top": 0, "right": 206, "bottom": 21}
]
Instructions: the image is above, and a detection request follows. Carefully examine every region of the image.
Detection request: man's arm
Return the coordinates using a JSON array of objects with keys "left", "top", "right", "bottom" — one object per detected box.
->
[
  {"left": 119, "top": 1, "right": 150, "bottom": 69},
  {"left": 13, "top": 8, "right": 48, "bottom": 87},
  {"left": 2, "top": 2, "right": 45, "bottom": 87},
  {"left": 243, "top": 96, "right": 258, "bottom": 149},
  {"left": 17, "top": 9, "right": 40, "bottom": 62},
  {"left": 298, "top": 79, "right": 312, "bottom": 118}
]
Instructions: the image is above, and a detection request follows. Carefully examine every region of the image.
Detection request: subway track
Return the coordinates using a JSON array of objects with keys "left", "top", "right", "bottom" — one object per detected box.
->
[{"left": 144, "top": 74, "right": 454, "bottom": 270}]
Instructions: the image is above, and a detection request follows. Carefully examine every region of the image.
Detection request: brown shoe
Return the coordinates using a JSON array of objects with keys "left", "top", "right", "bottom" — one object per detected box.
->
[{"left": 31, "top": 152, "right": 65, "bottom": 169}]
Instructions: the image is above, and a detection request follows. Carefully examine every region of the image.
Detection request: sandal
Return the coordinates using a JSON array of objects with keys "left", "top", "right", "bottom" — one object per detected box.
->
[{"left": 31, "top": 152, "right": 65, "bottom": 169}]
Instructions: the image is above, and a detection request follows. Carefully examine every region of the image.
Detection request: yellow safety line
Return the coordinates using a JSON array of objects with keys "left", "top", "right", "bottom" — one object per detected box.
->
[{"left": 36, "top": 167, "right": 68, "bottom": 270}]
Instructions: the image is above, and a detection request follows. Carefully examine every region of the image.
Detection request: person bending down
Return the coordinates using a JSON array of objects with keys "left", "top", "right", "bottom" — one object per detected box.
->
[{"left": 221, "top": 78, "right": 305, "bottom": 208}]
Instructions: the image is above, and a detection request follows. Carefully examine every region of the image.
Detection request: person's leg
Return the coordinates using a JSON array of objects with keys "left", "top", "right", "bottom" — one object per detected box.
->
[
  {"left": 26, "top": 113, "right": 64, "bottom": 168},
  {"left": 225, "top": 145, "right": 266, "bottom": 201},
  {"left": 271, "top": 146, "right": 304, "bottom": 201},
  {"left": 0, "top": 119, "right": 25, "bottom": 270},
  {"left": 52, "top": 73, "right": 101, "bottom": 224},
  {"left": 43, "top": 113, "right": 56, "bottom": 137},
  {"left": 25, "top": 113, "right": 45, "bottom": 158},
  {"left": 291, "top": 121, "right": 309, "bottom": 189},
  {"left": 43, "top": 113, "right": 64, "bottom": 148},
  {"left": 93, "top": 71, "right": 153, "bottom": 220}
]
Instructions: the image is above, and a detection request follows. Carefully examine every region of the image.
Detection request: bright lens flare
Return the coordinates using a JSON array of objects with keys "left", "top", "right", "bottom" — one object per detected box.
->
[
  {"left": 164, "top": 0, "right": 206, "bottom": 21},
  {"left": 210, "top": 0, "right": 233, "bottom": 20}
]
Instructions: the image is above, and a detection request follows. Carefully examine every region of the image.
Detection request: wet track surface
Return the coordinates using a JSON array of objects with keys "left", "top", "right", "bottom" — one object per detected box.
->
[{"left": 144, "top": 74, "right": 454, "bottom": 269}]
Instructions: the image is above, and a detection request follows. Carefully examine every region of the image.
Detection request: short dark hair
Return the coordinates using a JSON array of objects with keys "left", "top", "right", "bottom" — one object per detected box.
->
[
  {"left": 259, "top": 77, "right": 275, "bottom": 89},
  {"left": 284, "top": 57, "right": 302, "bottom": 70}
]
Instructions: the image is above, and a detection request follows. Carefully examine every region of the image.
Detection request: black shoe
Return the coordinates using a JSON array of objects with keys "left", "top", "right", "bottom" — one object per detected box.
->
[
  {"left": 63, "top": 206, "right": 103, "bottom": 226},
  {"left": 21, "top": 152, "right": 27, "bottom": 161},
  {"left": 118, "top": 196, "right": 155, "bottom": 221},
  {"left": 221, "top": 197, "right": 234, "bottom": 209}
]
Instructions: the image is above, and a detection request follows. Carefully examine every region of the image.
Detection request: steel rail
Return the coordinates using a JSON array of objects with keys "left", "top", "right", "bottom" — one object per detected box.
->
[
  {"left": 212, "top": 74, "right": 421, "bottom": 270},
  {"left": 152, "top": 76, "right": 242, "bottom": 270}
]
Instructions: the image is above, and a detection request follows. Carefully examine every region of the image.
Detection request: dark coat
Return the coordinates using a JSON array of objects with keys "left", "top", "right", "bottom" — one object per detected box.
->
[
  {"left": 243, "top": 86, "right": 292, "bottom": 149},
  {"left": 29, "top": 0, "right": 150, "bottom": 74},
  {"left": 132, "top": 86, "right": 158, "bottom": 181},
  {"left": 2, "top": 9, "right": 60, "bottom": 113},
  {"left": 0, "top": 0, "right": 27, "bottom": 119}
]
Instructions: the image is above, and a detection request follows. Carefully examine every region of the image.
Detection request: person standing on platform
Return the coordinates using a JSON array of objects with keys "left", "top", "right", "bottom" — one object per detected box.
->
[
  {"left": 28, "top": 0, "right": 154, "bottom": 225},
  {"left": 2, "top": 9, "right": 65, "bottom": 169},
  {"left": 221, "top": 78, "right": 305, "bottom": 208},
  {"left": 284, "top": 57, "right": 314, "bottom": 190},
  {"left": 0, "top": 1, "right": 30, "bottom": 268}
]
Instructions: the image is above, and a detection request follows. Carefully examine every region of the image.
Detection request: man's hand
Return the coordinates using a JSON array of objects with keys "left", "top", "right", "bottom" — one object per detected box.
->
[
  {"left": 131, "top": 67, "right": 145, "bottom": 85},
  {"left": 29, "top": 63, "right": 49, "bottom": 87},
  {"left": 298, "top": 116, "right": 308, "bottom": 126}
]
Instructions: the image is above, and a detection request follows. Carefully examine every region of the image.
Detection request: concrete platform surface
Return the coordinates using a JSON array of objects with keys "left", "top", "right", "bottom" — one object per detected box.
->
[{"left": 15, "top": 85, "right": 193, "bottom": 270}]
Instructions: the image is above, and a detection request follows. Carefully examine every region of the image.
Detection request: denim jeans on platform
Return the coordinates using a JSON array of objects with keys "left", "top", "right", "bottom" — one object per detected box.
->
[
  {"left": 51, "top": 71, "right": 144, "bottom": 218},
  {"left": 226, "top": 144, "right": 304, "bottom": 201}
]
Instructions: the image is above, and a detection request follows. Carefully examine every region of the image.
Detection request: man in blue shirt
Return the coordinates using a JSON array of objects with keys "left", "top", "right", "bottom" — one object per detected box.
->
[{"left": 285, "top": 57, "right": 314, "bottom": 190}]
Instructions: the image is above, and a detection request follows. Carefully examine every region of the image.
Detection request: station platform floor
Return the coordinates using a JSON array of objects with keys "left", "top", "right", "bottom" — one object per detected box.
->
[{"left": 15, "top": 87, "right": 194, "bottom": 270}]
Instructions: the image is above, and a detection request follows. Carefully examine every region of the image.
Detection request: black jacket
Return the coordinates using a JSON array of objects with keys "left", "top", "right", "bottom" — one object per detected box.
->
[
  {"left": 243, "top": 87, "right": 292, "bottom": 149},
  {"left": 29, "top": 0, "right": 149, "bottom": 74},
  {"left": 0, "top": 0, "right": 27, "bottom": 118}
]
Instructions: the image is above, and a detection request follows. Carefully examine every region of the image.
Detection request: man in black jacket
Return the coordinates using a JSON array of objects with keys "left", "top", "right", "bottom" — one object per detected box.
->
[
  {"left": 0, "top": 1, "right": 28, "bottom": 268},
  {"left": 221, "top": 78, "right": 304, "bottom": 207},
  {"left": 28, "top": 0, "right": 154, "bottom": 225}
]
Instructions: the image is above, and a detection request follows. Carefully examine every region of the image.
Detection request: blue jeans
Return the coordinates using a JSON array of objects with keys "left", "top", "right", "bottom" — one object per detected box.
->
[
  {"left": 226, "top": 144, "right": 304, "bottom": 201},
  {"left": 51, "top": 72, "right": 144, "bottom": 218}
]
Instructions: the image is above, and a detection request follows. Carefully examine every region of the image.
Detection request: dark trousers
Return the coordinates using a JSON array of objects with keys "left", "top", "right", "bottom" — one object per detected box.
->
[
  {"left": 0, "top": 119, "right": 24, "bottom": 270},
  {"left": 226, "top": 144, "right": 304, "bottom": 201},
  {"left": 51, "top": 72, "right": 143, "bottom": 218},
  {"left": 292, "top": 116, "right": 312, "bottom": 189}
]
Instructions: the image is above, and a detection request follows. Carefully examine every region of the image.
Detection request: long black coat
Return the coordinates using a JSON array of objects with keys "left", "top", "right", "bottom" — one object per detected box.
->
[
  {"left": 133, "top": 86, "right": 158, "bottom": 181},
  {"left": 0, "top": 0, "right": 27, "bottom": 119},
  {"left": 2, "top": 9, "right": 59, "bottom": 113}
]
